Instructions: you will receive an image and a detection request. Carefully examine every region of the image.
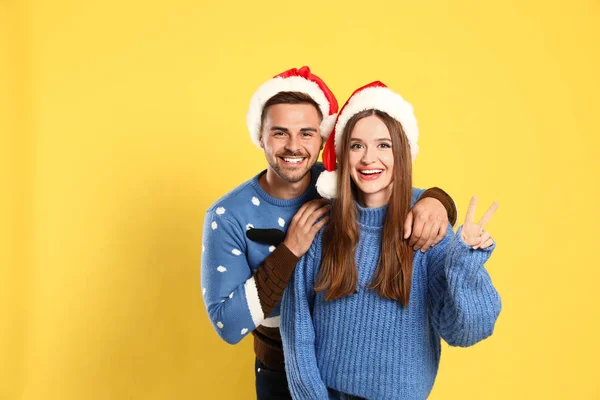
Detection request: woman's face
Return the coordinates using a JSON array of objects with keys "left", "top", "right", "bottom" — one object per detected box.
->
[{"left": 347, "top": 115, "right": 395, "bottom": 207}]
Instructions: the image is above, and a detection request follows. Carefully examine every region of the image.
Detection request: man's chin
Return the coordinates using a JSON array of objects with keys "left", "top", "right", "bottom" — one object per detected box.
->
[{"left": 276, "top": 168, "right": 311, "bottom": 184}]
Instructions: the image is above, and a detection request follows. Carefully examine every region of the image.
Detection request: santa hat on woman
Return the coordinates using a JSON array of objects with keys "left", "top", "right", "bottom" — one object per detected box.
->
[
  {"left": 246, "top": 66, "right": 338, "bottom": 147},
  {"left": 316, "top": 81, "right": 420, "bottom": 199}
]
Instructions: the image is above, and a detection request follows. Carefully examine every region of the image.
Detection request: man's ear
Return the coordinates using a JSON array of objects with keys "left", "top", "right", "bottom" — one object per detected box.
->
[
  {"left": 320, "top": 136, "right": 324, "bottom": 150},
  {"left": 259, "top": 134, "right": 265, "bottom": 149}
]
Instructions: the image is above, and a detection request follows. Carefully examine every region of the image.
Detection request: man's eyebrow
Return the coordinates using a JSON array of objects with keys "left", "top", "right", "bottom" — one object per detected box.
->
[{"left": 269, "top": 126, "right": 318, "bottom": 133}]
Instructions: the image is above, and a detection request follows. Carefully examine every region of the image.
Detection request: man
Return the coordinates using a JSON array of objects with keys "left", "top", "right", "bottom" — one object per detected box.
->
[{"left": 201, "top": 66, "right": 457, "bottom": 399}]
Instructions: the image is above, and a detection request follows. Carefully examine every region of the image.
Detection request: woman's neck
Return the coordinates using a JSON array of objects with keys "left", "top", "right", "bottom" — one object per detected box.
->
[{"left": 357, "top": 187, "right": 392, "bottom": 208}]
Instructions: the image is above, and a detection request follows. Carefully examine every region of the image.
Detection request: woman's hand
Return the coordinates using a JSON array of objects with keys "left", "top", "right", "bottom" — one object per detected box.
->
[{"left": 461, "top": 196, "right": 499, "bottom": 250}]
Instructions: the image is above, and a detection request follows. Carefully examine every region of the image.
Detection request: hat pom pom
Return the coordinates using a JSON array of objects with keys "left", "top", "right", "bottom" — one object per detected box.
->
[
  {"left": 320, "top": 113, "right": 337, "bottom": 139},
  {"left": 316, "top": 170, "right": 338, "bottom": 199}
]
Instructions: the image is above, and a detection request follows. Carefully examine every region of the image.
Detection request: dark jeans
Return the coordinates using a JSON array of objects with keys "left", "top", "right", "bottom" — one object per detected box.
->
[{"left": 255, "top": 358, "right": 292, "bottom": 400}]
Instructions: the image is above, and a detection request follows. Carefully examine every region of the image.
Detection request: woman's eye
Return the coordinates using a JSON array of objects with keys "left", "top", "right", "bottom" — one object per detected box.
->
[
  {"left": 379, "top": 142, "right": 391, "bottom": 148},
  {"left": 350, "top": 143, "right": 362, "bottom": 149}
]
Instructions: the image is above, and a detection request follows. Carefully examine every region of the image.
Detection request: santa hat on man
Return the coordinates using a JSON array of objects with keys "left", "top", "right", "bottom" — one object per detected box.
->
[
  {"left": 246, "top": 66, "right": 338, "bottom": 148},
  {"left": 316, "top": 81, "right": 420, "bottom": 199}
]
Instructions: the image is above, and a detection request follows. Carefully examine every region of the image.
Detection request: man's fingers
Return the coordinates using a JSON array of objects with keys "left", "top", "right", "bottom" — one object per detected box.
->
[
  {"left": 403, "top": 211, "right": 413, "bottom": 239},
  {"left": 292, "top": 201, "right": 311, "bottom": 224},
  {"left": 305, "top": 204, "right": 331, "bottom": 227},
  {"left": 298, "top": 199, "right": 329, "bottom": 226},
  {"left": 478, "top": 201, "right": 499, "bottom": 229},
  {"left": 408, "top": 216, "right": 426, "bottom": 247},
  {"left": 436, "top": 222, "right": 448, "bottom": 243},
  {"left": 310, "top": 215, "right": 329, "bottom": 234},
  {"left": 414, "top": 218, "right": 434, "bottom": 250},
  {"left": 420, "top": 221, "right": 441, "bottom": 252},
  {"left": 465, "top": 195, "right": 478, "bottom": 225}
]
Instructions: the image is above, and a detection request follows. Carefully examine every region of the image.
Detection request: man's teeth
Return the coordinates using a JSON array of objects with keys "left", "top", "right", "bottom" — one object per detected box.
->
[
  {"left": 360, "top": 169, "right": 383, "bottom": 175},
  {"left": 283, "top": 158, "right": 304, "bottom": 163}
]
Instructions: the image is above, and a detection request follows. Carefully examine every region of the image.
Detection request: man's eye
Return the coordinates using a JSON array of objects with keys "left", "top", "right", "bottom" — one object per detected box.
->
[
  {"left": 302, "top": 132, "right": 314, "bottom": 137},
  {"left": 273, "top": 132, "right": 285, "bottom": 136}
]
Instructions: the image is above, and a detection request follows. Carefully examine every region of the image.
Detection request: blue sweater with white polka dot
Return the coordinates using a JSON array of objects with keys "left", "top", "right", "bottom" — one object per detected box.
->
[
  {"left": 202, "top": 165, "right": 322, "bottom": 344},
  {"left": 280, "top": 201, "right": 501, "bottom": 400}
]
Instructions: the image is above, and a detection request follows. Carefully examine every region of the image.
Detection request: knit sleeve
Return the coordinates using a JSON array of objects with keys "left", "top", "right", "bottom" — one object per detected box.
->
[
  {"left": 201, "top": 210, "right": 266, "bottom": 345},
  {"left": 253, "top": 243, "right": 300, "bottom": 318},
  {"left": 280, "top": 238, "right": 329, "bottom": 400},
  {"left": 427, "top": 224, "right": 502, "bottom": 347}
]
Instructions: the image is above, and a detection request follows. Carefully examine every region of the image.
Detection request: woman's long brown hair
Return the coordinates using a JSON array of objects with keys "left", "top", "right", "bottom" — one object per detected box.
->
[{"left": 314, "top": 110, "right": 414, "bottom": 306}]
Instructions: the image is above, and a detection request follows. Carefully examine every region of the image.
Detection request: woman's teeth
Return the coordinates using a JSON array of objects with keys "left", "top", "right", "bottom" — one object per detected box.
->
[{"left": 360, "top": 169, "right": 383, "bottom": 175}]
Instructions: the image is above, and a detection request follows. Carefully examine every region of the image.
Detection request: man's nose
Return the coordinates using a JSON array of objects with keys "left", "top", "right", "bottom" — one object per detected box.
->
[{"left": 284, "top": 135, "right": 300, "bottom": 152}]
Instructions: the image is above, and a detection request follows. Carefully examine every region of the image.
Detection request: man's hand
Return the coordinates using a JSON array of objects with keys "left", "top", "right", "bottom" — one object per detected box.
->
[
  {"left": 404, "top": 197, "right": 448, "bottom": 252},
  {"left": 283, "top": 199, "right": 330, "bottom": 257}
]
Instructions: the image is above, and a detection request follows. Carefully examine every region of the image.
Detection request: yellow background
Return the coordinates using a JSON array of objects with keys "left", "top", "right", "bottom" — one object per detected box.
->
[{"left": 1, "top": 0, "right": 599, "bottom": 398}]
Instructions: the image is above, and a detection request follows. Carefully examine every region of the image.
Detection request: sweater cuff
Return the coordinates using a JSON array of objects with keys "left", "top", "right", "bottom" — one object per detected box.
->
[
  {"left": 420, "top": 187, "right": 458, "bottom": 226},
  {"left": 268, "top": 243, "right": 301, "bottom": 270},
  {"left": 446, "top": 226, "right": 495, "bottom": 284}
]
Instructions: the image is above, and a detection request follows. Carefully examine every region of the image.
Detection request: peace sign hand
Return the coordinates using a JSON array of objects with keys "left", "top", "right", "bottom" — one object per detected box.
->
[{"left": 461, "top": 196, "right": 499, "bottom": 250}]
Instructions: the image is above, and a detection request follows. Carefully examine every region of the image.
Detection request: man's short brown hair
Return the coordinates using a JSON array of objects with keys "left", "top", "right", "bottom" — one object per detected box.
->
[{"left": 260, "top": 92, "right": 323, "bottom": 129}]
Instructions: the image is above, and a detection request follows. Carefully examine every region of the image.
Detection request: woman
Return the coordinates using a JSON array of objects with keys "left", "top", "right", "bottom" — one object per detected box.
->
[{"left": 280, "top": 81, "right": 501, "bottom": 400}]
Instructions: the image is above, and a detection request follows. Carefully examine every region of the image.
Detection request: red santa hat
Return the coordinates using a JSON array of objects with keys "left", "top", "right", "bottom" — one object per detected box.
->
[
  {"left": 316, "top": 81, "right": 419, "bottom": 199},
  {"left": 246, "top": 66, "right": 338, "bottom": 148}
]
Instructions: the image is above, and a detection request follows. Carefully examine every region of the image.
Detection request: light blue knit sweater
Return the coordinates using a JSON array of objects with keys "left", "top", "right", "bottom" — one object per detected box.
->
[{"left": 280, "top": 201, "right": 501, "bottom": 400}]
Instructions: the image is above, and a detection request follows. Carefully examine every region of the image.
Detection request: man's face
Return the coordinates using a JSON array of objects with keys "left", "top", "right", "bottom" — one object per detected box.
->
[{"left": 260, "top": 103, "right": 323, "bottom": 183}]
